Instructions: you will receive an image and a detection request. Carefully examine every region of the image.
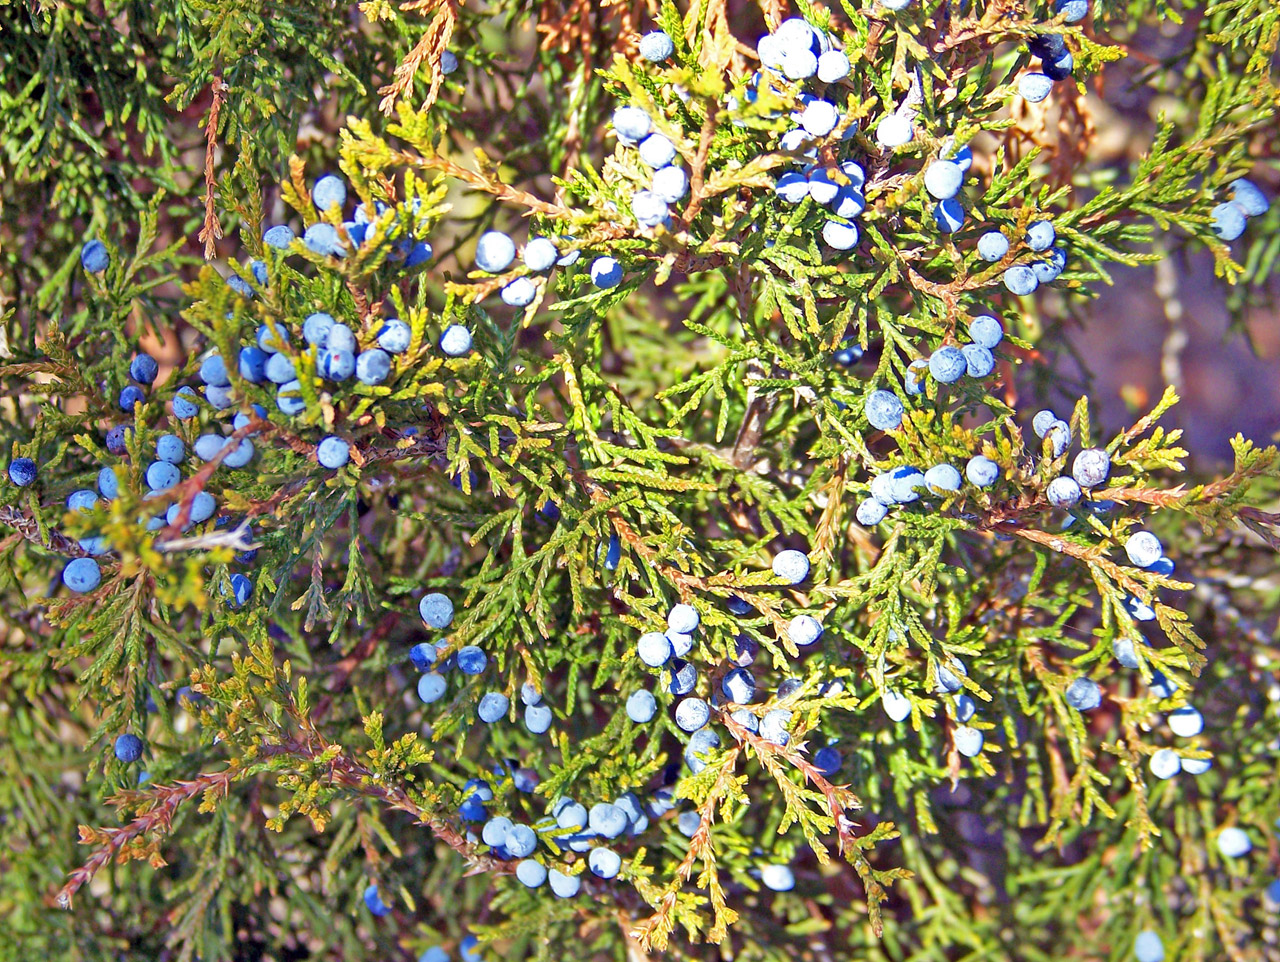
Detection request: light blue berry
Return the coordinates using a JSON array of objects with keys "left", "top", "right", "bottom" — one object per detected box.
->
[
  {"left": 439, "top": 325, "right": 473, "bottom": 356},
  {"left": 674, "top": 697, "right": 710, "bottom": 732},
  {"left": 965, "top": 455, "right": 1000, "bottom": 487},
  {"left": 303, "top": 312, "right": 335, "bottom": 346},
  {"left": 590, "top": 257, "right": 623, "bottom": 289},
  {"left": 977, "top": 231, "right": 1010, "bottom": 262},
  {"left": 856, "top": 498, "right": 887, "bottom": 525},
  {"left": 1065, "top": 677, "right": 1102, "bottom": 711},
  {"left": 263, "top": 225, "right": 295, "bottom": 249},
  {"left": 954, "top": 726, "right": 983, "bottom": 757},
  {"left": 477, "top": 692, "right": 509, "bottom": 723},
  {"left": 788, "top": 614, "right": 823, "bottom": 647},
  {"left": 419, "top": 592, "right": 454, "bottom": 629},
  {"left": 771, "top": 549, "right": 810, "bottom": 584},
  {"left": 968, "top": 315, "right": 1003, "bottom": 348},
  {"left": 638, "top": 30, "right": 673, "bottom": 62},
  {"left": 81, "top": 240, "right": 110, "bottom": 273},
  {"left": 312, "top": 175, "right": 346, "bottom": 212},
  {"left": 1003, "top": 264, "right": 1039, "bottom": 295},
  {"left": 817, "top": 50, "right": 850, "bottom": 83},
  {"left": 63, "top": 557, "right": 102, "bottom": 592},
  {"left": 1229, "top": 178, "right": 1269, "bottom": 217},
  {"left": 523, "top": 237, "right": 559, "bottom": 272},
  {"left": 933, "top": 199, "right": 966, "bottom": 233},
  {"left": 1018, "top": 73, "right": 1054, "bottom": 103},
  {"left": 962, "top": 343, "right": 995, "bottom": 378},
  {"left": 475, "top": 231, "right": 516, "bottom": 273},
  {"left": 924, "top": 160, "right": 964, "bottom": 200},
  {"left": 929, "top": 346, "right": 967, "bottom": 383},
  {"left": 626, "top": 689, "right": 657, "bottom": 723},
  {"left": 638, "top": 133, "right": 676, "bottom": 169},
  {"left": 317, "top": 436, "right": 350, "bottom": 469},
  {"left": 1210, "top": 202, "right": 1246, "bottom": 241},
  {"left": 865, "top": 389, "right": 904, "bottom": 431},
  {"left": 1025, "top": 220, "right": 1055, "bottom": 250},
  {"left": 1046, "top": 476, "right": 1081, "bottom": 507},
  {"left": 612, "top": 106, "right": 651, "bottom": 142},
  {"left": 924, "top": 464, "right": 962, "bottom": 492}
]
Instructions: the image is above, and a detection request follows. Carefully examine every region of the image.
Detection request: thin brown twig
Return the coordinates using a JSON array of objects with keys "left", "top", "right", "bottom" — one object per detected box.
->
[{"left": 199, "top": 75, "right": 229, "bottom": 260}]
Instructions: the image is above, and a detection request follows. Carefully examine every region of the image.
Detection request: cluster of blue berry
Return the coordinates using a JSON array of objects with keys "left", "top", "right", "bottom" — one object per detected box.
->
[{"left": 1210, "top": 178, "right": 1271, "bottom": 241}]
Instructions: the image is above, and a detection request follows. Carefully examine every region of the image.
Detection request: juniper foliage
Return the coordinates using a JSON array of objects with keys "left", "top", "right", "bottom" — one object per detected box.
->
[{"left": 2, "top": 1, "right": 1280, "bottom": 960}]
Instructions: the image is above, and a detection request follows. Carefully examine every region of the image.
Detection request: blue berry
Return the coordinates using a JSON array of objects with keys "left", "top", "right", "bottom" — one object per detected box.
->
[
  {"left": 760, "top": 864, "right": 795, "bottom": 891},
  {"left": 817, "top": 50, "right": 850, "bottom": 83},
  {"left": 800, "top": 100, "right": 839, "bottom": 137},
  {"left": 1168, "top": 706, "right": 1203, "bottom": 737},
  {"left": 482, "top": 815, "right": 512, "bottom": 848},
  {"left": 721, "top": 668, "right": 756, "bottom": 704},
  {"left": 929, "top": 346, "right": 967, "bottom": 383},
  {"left": 355, "top": 349, "right": 392, "bottom": 385},
  {"left": 962, "top": 343, "right": 995, "bottom": 378},
  {"left": 145, "top": 460, "right": 180, "bottom": 492},
  {"left": 1046, "top": 476, "right": 1081, "bottom": 507},
  {"left": 864, "top": 389, "right": 904, "bottom": 431},
  {"left": 204, "top": 384, "right": 234, "bottom": 410},
  {"left": 312, "top": 175, "right": 347, "bottom": 211},
  {"left": 325, "top": 323, "right": 355, "bottom": 353},
  {"left": 876, "top": 113, "right": 914, "bottom": 148},
  {"left": 1032, "top": 409, "right": 1058, "bottom": 438},
  {"left": 1134, "top": 931, "right": 1165, "bottom": 962},
  {"left": 263, "top": 225, "right": 295, "bottom": 249},
  {"left": 677, "top": 810, "right": 702, "bottom": 837},
  {"left": 105, "top": 425, "right": 132, "bottom": 456},
  {"left": 502, "top": 276, "right": 539, "bottom": 306},
  {"left": 66, "top": 489, "right": 98, "bottom": 513},
  {"left": 276, "top": 380, "right": 305, "bottom": 416},
  {"left": 954, "top": 726, "right": 984, "bottom": 757},
  {"left": 525, "top": 703, "right": 553, "bottom": 734},
  {"left": 603, "top": 532, "right": 621, "bottom": 570},
  {"left": 1032, "top": 246, "right": 1067, "bottom": 283},
  {"left": 924, "top": 464, "right": 962, "bottom": 492},
  {"left": 265, "top": 353, "right": 296, "bottom": 385},
  {"left": 63, "top": 557, "right": 102, "bottom": 592},
  {"left": 631, "top": 189, "right": 671, "bottom": 228},
  {"left": 114, "top": 733, "right": 143, "bottom": 762},
  {"left": 97, "top": 466, "right": 119, "bottom": 499},
  {"left": 130, "top": 354, "right": 159, "bottom": 384},
  {"left": 667, "top": 603, "right": 699, "bottom": 634},
  {"left": 774, "top": 171, "right": 810, "bottom": 204},
  {"left": 1229, "top": 178, "right": 1269, "bottom": 217},
  {"left": 478, "top": 692, "right": 509, "bottom": 723},
  {"left": 667, "top": 659, "right": 698, "bottom": 695},
  {"left": 362, "top": 883, "right": 392, "bottom": 917},
  {"left": 8, "top": 457, "right": 37, "bottom": 487},
  {"left": 1003, "top": 264, "right": 1039, "bottom": 295},
  {"left": 516, "top": 859, "right": 547, "bottom": 888},
  {"left": 589, "top": 846, "right": 622, "bottom": 880},
  {"left": 856, "top": 498, "right": 887, "bottom": 525},
  {"left": 1025, "top": 220, "right": 1056, "bottom": 250},
  {"left": 257, "top": 321, "right": 291, "bottom": 354},
  {"left": 547, "top": 868, "right": 581, "bottom": 898},
  {"left": 589, "top": 802, "right": 629, "bottom": 838},
  {"left": 376, "top": 318, "right": 412, "bottom": 354},
  {"left": 317, "top": 436, "right": 350, "bottom": 469},
  {"left": 771, "top": 549, "right": 810, "bottom": 584},
  {"left": 968, "top": 315, "right": 1004, "bottom": 348},
  {"left": 523, "top": 237, "right": 559, "bottom": 272},
  {"left": 118, "top": 385, "right": 145, "bottom": 412},
  {"left": 590, "top": 257, "right": 623, "bottom": 289},
  {"left": 788, "top": 614, "right": 823, "bottom": 647},
  {"left": 319, "top": 348, "right": 355, "bottom": 381},
  {"left": 1210, "top": 202, "right": 1246, "bottom": 241},
  {"left": 813, "top": 746, "right": 842, "bottom": 776},
  {"left": 924, "top": 160, "right": 964, "bottom": 200},
  {"left": 1071, "top": 448, "right": 1110, "bottom": 487},
  {"left": 626, "top": 689, "right": 657, "bottom": 723},
  {"left": 238, "top": 346, "right": 268, "bottom": 382},
  {"left": 81, "top": 240, "right": 110, "bottom": 273},
  {"left": 674, "top": 697, "right": 710, "bottom": 732},
  {"left": 976, "top": 231, "right": 1010, "bottom": 262},
  {"left": 172, "top": 386, "right": 200, "bottom": 419},
  {"left": 302, "top": 312, "right": 335, "bottom": 346},
  {"left": 1018, "top": 73, "right": 1054, "bottom": 103},
  {"left": 417, "top": 672, "right": 446, "bottom": 703},
  {"left": 506, "top": 824, "right": 537, "bottom": 858},
  {"left": 418, "top": 592, "right": 454, "bottom": 629},
  {"left": 933, "top": 199, "right": 966, "bottom": 233},
  {"left": 409, "top": 643, "right": 438, "bottom": 671},
  {"left": 759, "top": 709, "right": 792, "bottom": 746},
  {"left": 883, "top": 689, "right": 912, "bottom": 721},
  {"left": 965, "top": 455, "right": 1000, "bottom": 487},
  {"left": 226, "top": 274, "right": 253, "bottom": 298},
  {"left": 440, "top": 325, "right": 473, "bottom": 356},
  {"left": 612, "top": 106, "right": 651, "bottom": 143},
  {"left": 224, "top": 573, "right": 252, "bottom": 608},
  {"left": 1125, "top": 531, "right": 1163, "bottom": 568},
  {"left": 1065, "top": 677, "right": 1101, "bottom": 711},
  {"left": 821, "top": 220, "right": 859, "bottom": 250},
  {"left": 1149, "top": 748, "right": 1180, "bottom": 779},
  {"left": 456, "top": 645, "right": 488, "bottom": 675},
  {"left": 1217, "top": 827, "right": 1252, "bottom": 858},
  {"left": 200, "top": 354, "right": 229, "bottom": 387},
  {"left": 955, "top": 693, "right": 977, "bottom": 722},
  {"left": 638, "top": 30, "right": 674, "bottom": 62},
  {"left": 303, "top": 223, "right": 345, "bottom": 257},
  {"left": 1055, "top": 0, "right": 1089, "bottom": 23},
  {"left": 638, "top": 133, "right": 677, "bottom": 169}
]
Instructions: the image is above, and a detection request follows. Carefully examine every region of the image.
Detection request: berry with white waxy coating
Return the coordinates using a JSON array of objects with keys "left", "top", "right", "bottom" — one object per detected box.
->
[
  {"left": 977, "top": 231, "right": 1010, "bottom": 261},
  {"left": 961, "top": 344, "right": 994, "bottom": 378},
  {"left": 1025, "top": 220, "right": 1056, "bottom": 250},
  {"left": 1167, "top": 706, "right": 1203, "bottom": 737},
  {"left": 505, "top": 824, "right": 537, "bottom": 858},
  {"left": 759, "top": 708, "right": 792, "bottom": 746},
  {"left": 651, "top": 165, "right": 689, "bottom": 203},
  {"left": 1003, "top": 265, "right": 1039, "bottom": 296},
  {"left": 81, "top": 240, "right": 110, "bottom": 272},
  {"left": 674, "top": 697, "right": 710, "bottom": 732},
  {"left": 418, "top": 592, "right": 454, "bottom": 629},
  {"left": 638, "top": 30, "right": 674, "bottom": 62},
  {"left": 924, "top": 160, "right": 964, "bottom": 200},
  {"left": 1210, "top": 203, "right": 1246, "bottom": 241},
  {"left": 772, "top": 549, "right": 810, "bottom": 584},
  {"left": 667, "top": 603, "right": 699, "bottom": 634},
  {"left": 612, "top": 106, "right": 651, "bottom": 142},
  {"left": 929, "top": 347, "right": 967, "bottom": 383},
  {"left": 303, "top": 223, "right": 345, "bottom": 257},
  {"left": 265, "top": 352, "right": 296, "bottom": 384},
  {"left": 456, "top": 646, "right": 488, "bottom": 675},
  {"left": 953, "top": 726, "right": 983, "bottom": 757},
  {"left": 1125, "top": 531, "right": 1164, "bottom": 568},
  {"left": 1032, "top": 409, "right": 1059, "bottom": 438},
  {"left": 721, "top": 667, "right": 756, "bottom": 704},
  {"left": 788, "top": 614, "right": 823, "bottom": 647},
  {"left": 883, "top": 689, "right": 912, "bottom": 721},
  {"left": 856, "top": 498, "right": 887, "bottom": 525},
  {"left": 440, "top": 325, "right": 473, "bottom": 356},
  {"left": 626, "top": 689, "right": 657, "bottom": 723},
  {"left": 516, "top": 859, "right": 547, "bottom": 888},
  {"left": 317, "top": 436, "right": 350, "bottom": 469},
  {"left": 638, "top": 133, "right": 677, "bottom": 168},
  {"left": 924, "top": 464, "right": 962, "bottom": 492},
  {"left": 1064, "top": 677, "right": 1102, "bottom": 711},
  {"left": 548, "top": 868, "right": 581, "bottom": 898},
  {"left": 312, "top": 175, "right": 346, "bottom": 211},
  {"left": 145, "top": 460, "right": 180, "bottom": 492},
  {"left": 816, "top": 50, "right": 850, "bottom": 82},
  {"left": 968, "top": 315, "right": 1004, "bottom": 348},
  {"left": 1149, "top": 748, "right": 1181, "bottom": 779},
  {"left": 1044, "top": 420, "right": 1071, "bottom": 456},
  {"left": 774, "top": 171, "right": 809, "bottom": 204},
  {"left": 821, "top": 219, "right": 859, "bottom": 250},
  {"left": 589, "top": 846, "right": 623, "bottom": 879},
  {"left": 130, "top": 354, "right": 159, "bottom": 384},
  {"left": 933, "top": 199, "right": 966, "bottom": 233},
  {"left": 589, "top": 802, "right": 629, "bottom": 838},
  {"left": 1229, "top": 178, "right": 1270, "bottom": 217},
  {"left": 1217, "top": 827, "right": 1252, "bottom": 858},
  {"left": 1018, "top": 73, "right": 1054, "bottom": 102},
  {"left": 760, "top": 864, "right": 795, "bottom": 891},
  {"left": 865, "top": 389, "right": 904, "bottom": 431},
  {"left": 1046, "top": 476, "right": 1081, "bottom": 507},
  {"left": 966, "top": 455, "right": 1000, "bottom": 487},
  {"left": 875, "top": 113, "right": 914, "bottom": 148},
  {"left": 524, "top": 703, "right": 553, "bottom": 734},
  {"left": 590, "top": 257, "right": 623, "bottom": 288},
  {"left": 1071, "top": 448, "right": 1110, "bottom": 488},
  {"left": 376, "top": 318, "right": 412, "bottom": 354},
  {"left": 475, "top": 231, "right": 516, "bottom": 273},
  {"left": 523, "top": 237, "right": 559, "bottom": 272},
  {"left": 477, "top": 692, "right": 509, "bottom": 723},
  {"left": 501, "top": 277, "right": 538, "bottom": 307},
  {"left": 63, "top": 557, "right": 102, "bottom": 592},
  {"left": 800, "top": 100, "right": 839, "bottom": 137},
  {"left": 637, "top": 631, "right": 673, "bottom": 667},
  {"left": 1134, "top": 931, "right": 1165, "bottom": 962},
  {"left": 668, "top": 658, "right": 697, "bottom": 695}
]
